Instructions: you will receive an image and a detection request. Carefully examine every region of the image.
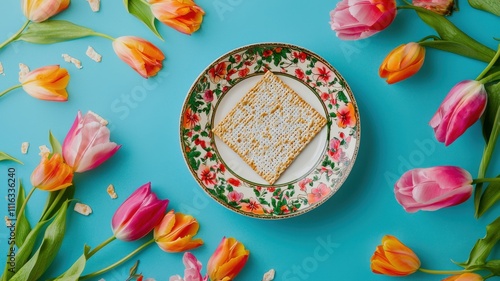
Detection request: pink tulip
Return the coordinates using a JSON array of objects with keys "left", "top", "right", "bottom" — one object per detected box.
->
[
  {"left": 394, "top": 166, "right": 473, "bottom": 212},
  {"left": 329, "top": 0, "right": 397, "bottom": 40},
  {"left": 169, "top": 252, "right": 208, "bottom": 281},
  {"left": 22, "top": 0, "right": 70, "bottom": 22},
  {"left": 112, "top": 182, "right": 169, "bottom": 241},
  {"left": 430, "top": 80, "right": 487, "bottom": 146},
  {"left": 62, "top": 111, "right": 121, "bottom": 173}
]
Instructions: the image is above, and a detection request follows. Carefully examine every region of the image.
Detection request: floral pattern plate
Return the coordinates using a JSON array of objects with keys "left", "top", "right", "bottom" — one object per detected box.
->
[{"left": 180, "top": 43, "right": 360, "bottom": 219}]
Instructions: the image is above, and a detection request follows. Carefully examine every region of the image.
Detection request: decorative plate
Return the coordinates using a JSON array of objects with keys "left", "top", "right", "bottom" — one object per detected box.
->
[{"left": 180, "top": 43, "right": 360, "bottom": 219}]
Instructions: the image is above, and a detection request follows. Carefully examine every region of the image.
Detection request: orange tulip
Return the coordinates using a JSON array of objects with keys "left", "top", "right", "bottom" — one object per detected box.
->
[
  {"left": 154, "top": 210, "right": 204, "bottom": 252},
  {"left": 371, "top": 235, "right": 420, "bottom": 276},
  {"left": 149, "top": 0, "right": 205, "bottom": 35},
  {"left": 20, "top": 65, "right": 69, "bottom": 101},
  {"left": 379, "top": 42, "right": 425, "bottom": 84},
  {"left": 442, "top": 273, "right": 483, "bottom": 281},
  {"left": 31, "top": 153, "right": 74, "bottom": 191},
  {"left": 207, "top": 237, "right": 249, "bottom": 281},
  {"left": 22, "top": 0, "right": 70, "bottom": 22},
  {"left": 112, "top": 36, "right": 165, "bottom": 78}
]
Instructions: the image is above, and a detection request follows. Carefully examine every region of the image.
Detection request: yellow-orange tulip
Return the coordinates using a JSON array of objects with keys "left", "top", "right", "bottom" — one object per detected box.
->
[
  {"left": 154, "top": 210, "right": 204, "bottom": 252},
  {"left": 149, "top": 0, "right": 205, "bottom": 35},
  {"left": 207, "top": 237, "right": 249, "bottom": 281},
  {"left": 22, "top": 0, "right": 70, "bottom": 22},
  {"left": 442, "top": 273, "right": 483, "bottom": 281},
  {"left": 20, "top": 65, "right": 69, "bottom": 101},
  {"left": 31, "top": 153, "right": 74, "bottom": 191},
  {"left": 379, "top": 42, "right": 425, "bottom": 84},
  {"left": 112, "top": 36, "right": 165, "bottom": 78},
  {"left": 370, "top": 235, "right": 420, "bottom": 276}
]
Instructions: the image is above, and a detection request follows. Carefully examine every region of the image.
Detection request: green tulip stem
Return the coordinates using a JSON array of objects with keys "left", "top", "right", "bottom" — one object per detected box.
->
[
  {"left": 92, "top": 32, "right": 115, "bottom": 41},
  {"left": 0, "top": 84, "right": 22, "bottom": 98},
  {"left": 0, "top": 20, "right": 30, "bottom": 50},
  {"left": 477, "top": 44, "right": 500, "bottom": 81},
  {"left": 473, "top": 178, "right": 500, "bottom": 184},
  {"left": 40, "top": 189, "right": 67, "bottom": 221},
  {"left": 479, "top": 71, "right": 500, "bottom": 85},
  {"left": 79, "top": 238, "right": 155, "bottom": 280},
  {"left": 86, "top": 235, "right": 117, "bottom": 259},
  {"left": 417, "top": 35, "right": 441, "bottom": 43},
  {"left": 418, "top": 268, "right": 473, "bottom": 275}
]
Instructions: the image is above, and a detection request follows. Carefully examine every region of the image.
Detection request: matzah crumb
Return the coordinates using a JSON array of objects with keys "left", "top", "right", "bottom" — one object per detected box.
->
[
  {"left": 74, "top": 203, "right": 92, "bottom": 216},
  {"left": 0, "top": 62, "right": 4, "bottom": 75},
  {"left": 87, "top": 0, "right": 100, "bottom": 12},
  {"left": 86, "top": 46, "right": 102, "bottom": 62},
  {"left": 62, "top": 54, "right": 83, "bottom": 69},
  {"left": 106, "top": 184, "right": 117, "bottom": 199},
  {"left": 21, "top": 142, "right": 29, "bottom": 154},
  {"left": 38, "top": 145, "right": 50, "bottom": 156},
  {"left": 4, "top": 216, "right": 12, "bottom": 227},
  {"left": 263, "top": 269, "right": 275, "bottom": 281},
  {"left": 19, "top": 63, "right": 29, "bottom": 82}
]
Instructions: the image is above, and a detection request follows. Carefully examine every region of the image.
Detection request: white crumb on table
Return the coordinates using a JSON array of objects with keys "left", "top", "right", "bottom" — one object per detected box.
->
[
  {"left": 0, "top": 62, "right": 4, "bottom": 75},
  {"left": 4, "top": 216, "right": 12, "bottom": 227},
  {"left": 74, "top": 203, "right": 92, "bottom": 216},
  {"left": 87, "top": 0, "right": 100, "bottom": 12},
  {"left": 106, "top": 184, "right": 117, "bottom": 199},
  {"left": 62, "top": 54, "right": 83, "bottom": 69},
  {"left": 18, "top": 63, "right": 29, "bottom": 82},
  {"left": 21, "top": 142, "right": 29, "bottom": 154},
  {"left": 86, "top": 46, "right": 102, "bottom": 62},
  {"left": 263, "top": 269, "right": 275, "bottom": 281},
  {"left": 38, "top": 145, "right": 50, "bottom": 156}
]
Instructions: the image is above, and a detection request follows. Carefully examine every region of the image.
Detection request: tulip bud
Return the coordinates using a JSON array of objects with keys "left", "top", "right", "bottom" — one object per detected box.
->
[
  {"left": 430, "top": 80, "right": 487, "bottom": 146},
  {"left": 154, "top": 210, "right": 204, "bottom": 253},
  {"left": 329, "top": 0, "right": 397, "bottom": 40},
  {"left": 112, "top": 36, "right": 165, "bottom": 78},
  {"left": 442, "top": 273, "right": 484, "bottom": 281},
  {"left": 149, "top": 0, "right": 205, "bottom": 35},
  {"left": 207, "top": 237, "right": 249, "bottom": 281},
  {"left": 22, "top": 0, "right": 70, "bottom": 22},
  {"left": 379, "top": 42, "right": 426, "bottom": 84},
  {"left": 20, "top": 65, "right": 70, "bottom": 101},
  {"left": 371, "top": 235, "right": 420, "bottom": 276},
  {"left": 112, "top": 182, "right": 169, "bottom": 241},
  {"left": 31, "top": 153, "right": 74, "bottom": 191},
  {"left": 394, "top": 166, "right": 473, "bottom": 212},
  {"left": 62, "top": 111, "right": 120, "bottom": 173}
]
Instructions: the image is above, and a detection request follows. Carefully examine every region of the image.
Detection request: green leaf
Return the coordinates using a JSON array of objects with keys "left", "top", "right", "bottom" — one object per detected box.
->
[
  {"left": 462, "top": 216, "right": 500, "bottom": 267},
  {"left": 476, "top": 106, "right": 500, "bottom": 217},
  {"left": 0, "top": 151, "right": 23, "bottom": 164},
  {"left": 476, "top": 175, "right": 500, "bottom": 217},
  {"left": 49, "top": 131, "right": 62, "bottom": 155},
  {"left": 11, "top": 200, "right": 71, "bottom": 281},
  {"left": 2, "top": 220, "right": 47, "bottom": 281},
  {"left": 411, "top": 5, "right": 496, "bottom": 62},
  {"left": 468, "top": 0, "right": 500, "bottom": 16},
  {"left": 17, "top": 20, "right": 98, "bottom": 44},
  {"left": 15, "top": 181, "right": 32, "bottom": 247},
  {"left": 124, "top": 0, "right": 163, "bottom": 40},
  {"left": 51, "top": 245, "right": 90, "bottom": 281},
  {"left": 40, "top": 186, "right": 75, "bottom": 222},
  {"left": 483, "top": 81, "right": 500, "bottom": 141},
  {"left": 419, "top": 40, "right": 494, "bottom": 63}
]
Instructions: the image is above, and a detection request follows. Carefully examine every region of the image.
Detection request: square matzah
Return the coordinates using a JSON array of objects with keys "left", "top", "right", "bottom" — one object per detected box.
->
[{"left": 212, "top": 71, "right": 327, "bottom": 185}]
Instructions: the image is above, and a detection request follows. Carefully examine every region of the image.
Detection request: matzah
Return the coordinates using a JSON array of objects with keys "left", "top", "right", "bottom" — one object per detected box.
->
[{"left": 212, "top": 71, "right": 327, "bottom": 184}]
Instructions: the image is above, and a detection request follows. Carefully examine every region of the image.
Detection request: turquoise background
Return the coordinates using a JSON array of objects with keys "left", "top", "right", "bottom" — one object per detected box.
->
[{"left": 1, "top": 0, "right": 500, "bottom": 280}]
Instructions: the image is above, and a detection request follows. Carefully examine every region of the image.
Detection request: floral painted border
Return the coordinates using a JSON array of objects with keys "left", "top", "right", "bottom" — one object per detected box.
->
[{"left": 180, "top": 43, "right": 360, "bottom": 219}]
